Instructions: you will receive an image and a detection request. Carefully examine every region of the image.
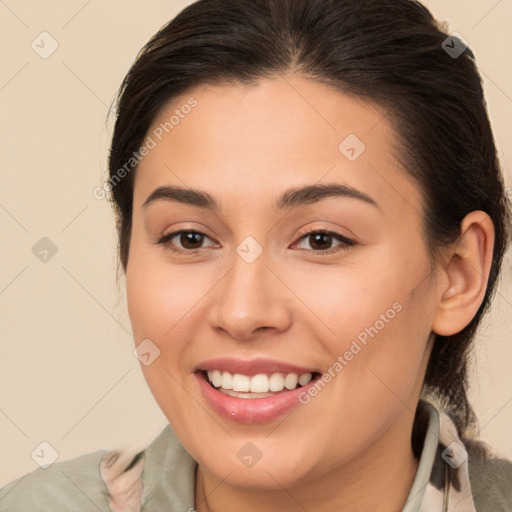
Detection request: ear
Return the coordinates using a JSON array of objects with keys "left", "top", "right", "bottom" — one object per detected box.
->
[{"left": 431, "top": 210, "right": 495, "bottom": 336}]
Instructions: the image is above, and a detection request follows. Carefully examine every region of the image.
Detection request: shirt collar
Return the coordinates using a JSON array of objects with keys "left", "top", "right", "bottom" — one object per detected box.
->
[
  {"left": 100, "top": 396, "right": 477, "bottom": 511},
  {"left": 405, "top": 396, "right": 477, "bottom": 512}
]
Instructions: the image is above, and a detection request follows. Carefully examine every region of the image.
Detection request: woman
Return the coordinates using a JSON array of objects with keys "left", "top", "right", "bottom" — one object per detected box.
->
[{"left": 1, "top": 0, "right": 511, "bottom": 510}]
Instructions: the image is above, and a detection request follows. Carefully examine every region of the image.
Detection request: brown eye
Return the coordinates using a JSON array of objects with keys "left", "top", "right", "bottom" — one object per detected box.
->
[
  {"left": 157, "top": 230, "right": 216, "bottom": 254},
  {"left": 293, "top": 229, "right": 355, "bottom": 254},
  {"left": 308, "top": 232, "right": 334, "bottom": 251},
  {"left": 177, "top": 231, "right": 205, "bottom": 249}
]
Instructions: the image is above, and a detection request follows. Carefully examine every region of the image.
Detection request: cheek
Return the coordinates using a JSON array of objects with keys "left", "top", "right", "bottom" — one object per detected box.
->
[
  {"left": 125, "top": 251, "right": 218, "bottom": 403},
  {"left": 126, "top": 251, "right": 205, "bottom": 343},
  {"left": 126, "top": 259, "right": 197, "bottom": 422},
  {"left": 282, "top": 257, "right": 408, "bottom": 353},
  {"left": 330, "top": 283, "right": 433, "bottom": 417},
  {"left": 297, "top": 251, "right": 433, "bottom": 403}
]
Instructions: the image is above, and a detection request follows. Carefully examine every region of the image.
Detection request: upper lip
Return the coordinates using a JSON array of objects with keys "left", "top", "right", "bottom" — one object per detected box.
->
[{"left": 195, "top": 357, "right": 318, "bottom": 376}]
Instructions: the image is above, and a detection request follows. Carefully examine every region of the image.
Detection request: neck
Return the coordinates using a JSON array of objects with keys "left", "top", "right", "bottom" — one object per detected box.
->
[{"left": 195, "top": 406, "right": 421, "bottom": 512}]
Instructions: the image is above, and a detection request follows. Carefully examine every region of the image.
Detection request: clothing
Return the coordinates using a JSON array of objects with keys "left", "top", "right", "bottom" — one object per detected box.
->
[{"left": 1, "top": 396, "right": 511, "bottom": 511}]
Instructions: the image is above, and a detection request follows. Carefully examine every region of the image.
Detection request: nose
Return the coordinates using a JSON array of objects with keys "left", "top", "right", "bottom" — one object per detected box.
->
[{"left": 207, "top": 252, "right": 293, "bottom": 341}]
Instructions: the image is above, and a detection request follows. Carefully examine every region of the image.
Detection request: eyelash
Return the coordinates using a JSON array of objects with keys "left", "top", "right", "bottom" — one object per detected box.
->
[{"left": 156, "top": 229, "right": 356, "bottom": 256}]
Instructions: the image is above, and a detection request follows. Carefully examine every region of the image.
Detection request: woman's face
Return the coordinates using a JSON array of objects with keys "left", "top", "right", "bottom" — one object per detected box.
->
[{"left": 126, "top": 75, "right": 439, "bottom": 488}]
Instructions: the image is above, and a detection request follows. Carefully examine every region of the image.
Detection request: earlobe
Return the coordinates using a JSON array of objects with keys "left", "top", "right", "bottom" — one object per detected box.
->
[{"left": 432, "top": 210, "right": 495, "bottom": 337}]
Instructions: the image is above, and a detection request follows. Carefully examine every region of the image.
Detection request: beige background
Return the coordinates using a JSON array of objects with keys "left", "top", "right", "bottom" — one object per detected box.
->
[{"left": 1, "top": 0, "right": 511, "bottom": 487}]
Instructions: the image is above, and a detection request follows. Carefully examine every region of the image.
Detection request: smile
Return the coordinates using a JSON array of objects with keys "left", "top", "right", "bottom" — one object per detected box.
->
[
  {"left": 206, "top": 370, "right": 313, "bottom": 397},
  {"left": 194, "top": 358, "right": 321, "bottom": 423}
]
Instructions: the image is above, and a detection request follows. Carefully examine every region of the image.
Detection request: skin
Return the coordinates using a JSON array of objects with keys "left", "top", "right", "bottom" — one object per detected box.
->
[{"left": 125, "top": 74, "right": 494, "bottom": 512}]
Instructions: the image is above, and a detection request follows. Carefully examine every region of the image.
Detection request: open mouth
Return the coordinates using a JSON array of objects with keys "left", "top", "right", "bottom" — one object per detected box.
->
[{"left": 201, "top": 370, "right": 321, "bottom": 399}]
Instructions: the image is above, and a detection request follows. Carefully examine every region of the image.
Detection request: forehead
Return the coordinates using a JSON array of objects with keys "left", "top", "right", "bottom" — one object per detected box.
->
[{"left": 134, "top": 74, "right": 423, "bottom": 222}]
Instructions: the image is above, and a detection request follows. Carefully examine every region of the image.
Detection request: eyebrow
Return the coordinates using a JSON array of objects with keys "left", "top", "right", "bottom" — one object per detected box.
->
[{"left": 142, "top": 183, "right": 381, "bottom": 211}]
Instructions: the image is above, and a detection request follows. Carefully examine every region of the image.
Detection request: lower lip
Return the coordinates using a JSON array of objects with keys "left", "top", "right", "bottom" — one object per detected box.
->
[{"left": 195, "top": 372, "right": 319, "bottom": 424}]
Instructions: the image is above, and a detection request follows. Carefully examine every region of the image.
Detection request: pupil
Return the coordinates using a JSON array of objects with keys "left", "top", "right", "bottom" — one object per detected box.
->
[
  {"left": 181, "top": 232, "right": 203, "bottom": 249},
  {"left": 310, "top": 233, "right": 331, "bottom": 250}
]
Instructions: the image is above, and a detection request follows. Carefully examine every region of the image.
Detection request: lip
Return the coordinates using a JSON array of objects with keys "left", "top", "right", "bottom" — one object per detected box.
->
[
  {"left": 194, "top": 358, "right": 321, "bottom": 424},
  {"left": 195, "top": 357, "right": 318, "bottom": 376}
]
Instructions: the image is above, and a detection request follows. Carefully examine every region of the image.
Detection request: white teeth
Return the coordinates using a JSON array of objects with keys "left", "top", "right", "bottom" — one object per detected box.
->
[
  {"left": 206, "top": 370, "right": 314, "bottom": 394},
  {"left": 284, "top": 373, "right": 299, "bottom": 390},
  {"left": 212, "top": 370, "right": 222, "bottom": 388},
  {"left": 298, "top": 373, "right": 312, "bottom": 386},
  {"left": 221, "top": 372, "right": 232, "bottom": 390},
  {"left": 250, "top": 374, "right": 270, "bottom": 393},
  {"left": 269, "top": 373, "right": 285, "bottom": 392},
  {"left": 232, "top": 373, "right": 250, "bottom": 392}
]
